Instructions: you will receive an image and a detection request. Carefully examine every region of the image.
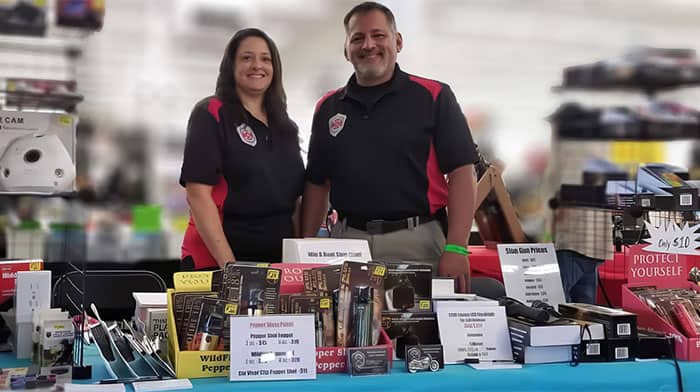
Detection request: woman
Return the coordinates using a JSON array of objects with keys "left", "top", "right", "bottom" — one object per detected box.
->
[{"left": 179, "top": 28, "right": 304, "bottom": 270}]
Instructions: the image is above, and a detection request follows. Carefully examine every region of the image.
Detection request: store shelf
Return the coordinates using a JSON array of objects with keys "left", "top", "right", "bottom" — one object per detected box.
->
[
  {"left": 0, "top": 89, "right": 84, "bottom": 112},
  {"left": 0, "top": 34, "right": 83, "bottom": 57}
]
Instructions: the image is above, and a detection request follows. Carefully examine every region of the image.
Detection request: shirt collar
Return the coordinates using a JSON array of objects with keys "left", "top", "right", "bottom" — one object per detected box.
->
[{"left": 339, "top": 63, "right": 407, "bottom": 101}]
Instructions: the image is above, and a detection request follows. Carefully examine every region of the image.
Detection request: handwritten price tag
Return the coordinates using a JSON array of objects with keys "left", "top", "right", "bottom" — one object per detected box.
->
[
  {"left": 643, "top": 221, "right": 700, "bottom": 256},
  {"left": 173, "top": 271, "right": 213, "bottom": 291}
]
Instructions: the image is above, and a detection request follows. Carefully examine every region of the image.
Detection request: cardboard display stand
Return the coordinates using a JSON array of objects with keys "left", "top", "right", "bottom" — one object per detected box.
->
[
  {"left": 168, "top": 269, "right": 393, "bottom": 378},
  {"left": 620, "top": 245, "right": 699, "bottom": 360}
]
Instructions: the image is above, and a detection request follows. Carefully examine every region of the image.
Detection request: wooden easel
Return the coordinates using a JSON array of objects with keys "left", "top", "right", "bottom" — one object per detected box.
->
[{"left": 475, "top": 164, "right": 527, "bottom": 243}]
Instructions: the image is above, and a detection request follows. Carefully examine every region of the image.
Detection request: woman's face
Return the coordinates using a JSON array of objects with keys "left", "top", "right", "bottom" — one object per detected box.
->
[{"left": 234, "top": 36, "right": 273, "bottom": 97}]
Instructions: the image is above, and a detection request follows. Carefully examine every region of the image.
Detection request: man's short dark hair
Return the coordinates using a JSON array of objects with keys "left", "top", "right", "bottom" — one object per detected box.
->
[{"left": 343, "top": 1, "right": 397, "bottom": 33}]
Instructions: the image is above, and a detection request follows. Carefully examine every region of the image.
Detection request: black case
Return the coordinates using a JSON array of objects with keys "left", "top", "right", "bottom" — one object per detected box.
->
[{"left": 558, "top": 303, "right": 638, "bottom": 340}]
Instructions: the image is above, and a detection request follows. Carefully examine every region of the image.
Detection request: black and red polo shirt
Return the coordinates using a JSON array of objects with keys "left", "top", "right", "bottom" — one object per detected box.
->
[
  {"left": 180, "top": 96, "right": 304, "bottom": 269},
  {"left": 306, "top": 64, "right": 478, "bottom": 221}
]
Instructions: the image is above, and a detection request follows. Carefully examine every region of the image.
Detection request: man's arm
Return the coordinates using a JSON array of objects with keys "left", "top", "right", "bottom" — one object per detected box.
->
[
  {"left": 186, "top": 182, "right": 234, "bottom": 268},
  {"left": 438, "top": 164, "right": 477, "bottom": 293},
  {"left": 301, "top": 180, "right": 330, "bottom": 238},
  {"left": 292, "top": 196, "right": 302, "bottom": 237}
]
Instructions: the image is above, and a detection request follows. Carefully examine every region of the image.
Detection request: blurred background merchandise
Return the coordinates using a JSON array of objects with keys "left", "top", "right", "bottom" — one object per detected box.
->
[{"left": 2, "top": 0, "right": 700, "bottom": 261}]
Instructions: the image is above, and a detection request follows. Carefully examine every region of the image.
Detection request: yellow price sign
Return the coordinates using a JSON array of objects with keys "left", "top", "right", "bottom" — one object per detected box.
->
[
  {"left": 173, "top": 272, "right": 212, "bottom": 291},
  {"left": 266, "top": 270, "right": 280, "bottom": 281},
  {"left": 319, "top": 298, "right": 331, "bottom": 309},
  {"left": 256, "top": 263, "right": 270, "bottom": 267},
  {"left": 373, "top": 265, "right": 386, "bottom": 277},
  {"left": 29, "top": 262, "right": 42, "bottom": 271},
  {"left": 224, "top": 304, "right": 238, "bottom": 315},
  {"left": 419, "top": 300, "right": 430, "bottom": 310}
]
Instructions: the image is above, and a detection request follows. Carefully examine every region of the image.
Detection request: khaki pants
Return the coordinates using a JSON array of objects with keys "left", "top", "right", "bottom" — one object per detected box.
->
[{"left": 331, "top": 219, "right": 445, "bottom": 272}]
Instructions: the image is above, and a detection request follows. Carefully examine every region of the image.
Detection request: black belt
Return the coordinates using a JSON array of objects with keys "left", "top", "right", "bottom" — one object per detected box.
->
[{"left": 343, "top": 214, "right": 436, "bottom": 235}]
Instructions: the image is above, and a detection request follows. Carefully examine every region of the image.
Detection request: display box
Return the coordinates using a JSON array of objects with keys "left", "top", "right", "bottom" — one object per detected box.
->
[
  {"left": 168, "top": 272, "right": 393, "bottom": 378},
  {"left": 621, "top": 283, "right": 700, "bottom": 361},
  {"left": 167, "top": 288, "right": 230, "bottom": 379}
]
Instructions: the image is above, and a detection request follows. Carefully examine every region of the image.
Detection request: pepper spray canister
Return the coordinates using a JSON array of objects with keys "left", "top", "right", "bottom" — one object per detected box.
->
[{"left": 352, "top": 286, "right": 373, "bottom": 347}]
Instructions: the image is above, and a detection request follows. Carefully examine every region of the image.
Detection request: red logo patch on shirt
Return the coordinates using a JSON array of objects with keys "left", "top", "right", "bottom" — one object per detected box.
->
[
  {"left": 236, "top": 123, "right": 257, "bottom": 147},
  {"left": 328, "top": 113, "right": 347, "bottom": 137}
]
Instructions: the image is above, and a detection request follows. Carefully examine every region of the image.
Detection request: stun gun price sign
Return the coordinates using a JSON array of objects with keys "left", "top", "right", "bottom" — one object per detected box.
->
[
  {"left": 230, "top": 314, "right": 316, "bottom": 381},
  {"left": 497, "top": 243, "right": 566, "bottom": 307}
]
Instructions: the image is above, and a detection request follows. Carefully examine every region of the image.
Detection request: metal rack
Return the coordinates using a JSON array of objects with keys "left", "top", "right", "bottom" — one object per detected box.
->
[{"left": 0, "top": 30, "right": 92, "bottom": 378}]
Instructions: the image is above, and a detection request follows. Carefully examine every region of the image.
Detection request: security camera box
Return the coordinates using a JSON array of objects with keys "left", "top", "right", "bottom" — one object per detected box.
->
[
  {"left": 383, "top": 263, "right": 432, "bottom": 312},
  {"left": 219, "top": 263, "right": 281, "bottom": 316},
  {"left": 380, "top": 312, "right": 440, "bottom": 359},
  {"left": 0, "top": 110, "right": 76, "bottom": 193},
  {"left": 39, "top": 317, "right": 74, "bottom": 368}
]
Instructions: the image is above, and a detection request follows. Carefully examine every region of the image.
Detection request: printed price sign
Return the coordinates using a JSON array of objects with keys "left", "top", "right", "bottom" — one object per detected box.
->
[
  {"left": 173, "top": 271, "right": 213, "bottom": 291},
  {"left": 434, "top": 301, "right": 512, "bottom": 364},
  {"left": 230, "top": 314, "right": 317, "bottom": 381},
  {"left": 643, "top": 221, "right": 700, "bottom": 256},
  {"left": 497, "top": 243, "right": 566, "bottom": 306}
]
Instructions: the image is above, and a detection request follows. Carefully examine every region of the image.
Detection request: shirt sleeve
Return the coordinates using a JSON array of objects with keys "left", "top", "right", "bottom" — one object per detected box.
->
[
  {"left": 433, "top": 85, "right": 479, "bottom": 174},
  {"left": 305, "top": 109, "right": 330, "bottom": 185},
  {"left": 179, "top": 104, "right": 223, "bottom": 187}
]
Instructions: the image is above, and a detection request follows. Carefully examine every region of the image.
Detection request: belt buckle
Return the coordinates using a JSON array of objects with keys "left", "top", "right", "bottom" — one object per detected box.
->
[{"left": 366, "top": 220, "right": 383, "bottom": 235}]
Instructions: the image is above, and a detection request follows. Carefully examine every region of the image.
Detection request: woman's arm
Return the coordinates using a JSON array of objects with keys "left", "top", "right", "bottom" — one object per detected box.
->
[{"left": 186, "top": 182, "right": 235, "bottom": 268}]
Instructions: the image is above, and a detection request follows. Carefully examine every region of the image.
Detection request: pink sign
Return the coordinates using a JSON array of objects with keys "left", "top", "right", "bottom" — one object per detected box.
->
[
  {"left": 272, "top": 263, "right": 325, "bottom": 294},
  {"left": 626, "top": 244, "right": 689, "bottom": 288}
]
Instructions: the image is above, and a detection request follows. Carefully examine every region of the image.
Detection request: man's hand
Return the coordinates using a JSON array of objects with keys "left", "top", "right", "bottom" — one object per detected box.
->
[{"left": 438, "top": 252, "right": 470, "bottom": 293}]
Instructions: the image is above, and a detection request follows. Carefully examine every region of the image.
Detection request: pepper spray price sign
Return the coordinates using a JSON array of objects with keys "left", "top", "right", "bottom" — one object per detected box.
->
[{"left": 230, "top": 314, "right": 317, "bottom": 381}]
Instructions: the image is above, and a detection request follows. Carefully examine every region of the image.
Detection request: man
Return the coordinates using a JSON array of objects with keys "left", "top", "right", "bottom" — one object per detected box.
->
[{"left": 301, "top": 1, "right": 478, "bottom": 292}]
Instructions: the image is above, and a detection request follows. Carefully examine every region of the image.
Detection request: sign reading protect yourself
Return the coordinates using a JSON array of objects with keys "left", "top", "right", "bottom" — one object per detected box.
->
[{"left": 626, "top": 244, "right": 689, "bottom": 288}]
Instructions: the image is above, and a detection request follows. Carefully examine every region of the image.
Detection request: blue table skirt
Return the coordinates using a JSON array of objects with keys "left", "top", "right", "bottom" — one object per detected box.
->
[{"left": 1, "top": 346, "right": 697, "bottom": 392}]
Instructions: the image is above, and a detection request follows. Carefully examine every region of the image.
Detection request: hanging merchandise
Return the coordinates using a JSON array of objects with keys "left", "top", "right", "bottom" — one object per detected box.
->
[
  {"left": 563, "top": 46, "right": 700, "bottom": 92},
  {"left": 56, "top": 0, "right": 104, "bottom": 30},
  {"left": 4, "top": 78, "right": 83, "bottom": 113},
  {"left": 0, "top": 0, "right": 47, "bottom": 36}
]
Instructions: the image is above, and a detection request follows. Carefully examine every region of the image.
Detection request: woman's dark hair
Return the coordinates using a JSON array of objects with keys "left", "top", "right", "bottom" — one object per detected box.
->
[{"left": 215, "top": 28, "right": 296, "bottom": 137}]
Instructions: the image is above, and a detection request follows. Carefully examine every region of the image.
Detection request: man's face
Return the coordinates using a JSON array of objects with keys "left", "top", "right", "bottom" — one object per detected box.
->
[{"left": 345, "top": 9, "right": 402, "bottom": 86}]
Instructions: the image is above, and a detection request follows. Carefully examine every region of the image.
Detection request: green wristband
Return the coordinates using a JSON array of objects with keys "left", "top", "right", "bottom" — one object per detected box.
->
[{"left": 444, "top": 244, "right": 469, "bottom": 256}]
